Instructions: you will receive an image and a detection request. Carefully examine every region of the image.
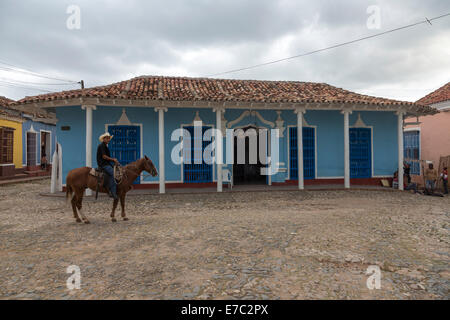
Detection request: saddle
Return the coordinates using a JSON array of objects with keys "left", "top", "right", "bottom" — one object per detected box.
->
[
  {"left": 89, "top": 168, "right": 107, "bottom": 199},
  {"left": 89, "top": 168, "right": 105, "bottom": 179},
  {"left": 89, "top": 166, "right": 124, "bottom": 200}
]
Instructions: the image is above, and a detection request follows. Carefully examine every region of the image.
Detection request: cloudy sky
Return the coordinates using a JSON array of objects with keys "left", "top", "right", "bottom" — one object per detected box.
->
[{"left": 0, "top": 0, "right": 449, "bottom": 101}]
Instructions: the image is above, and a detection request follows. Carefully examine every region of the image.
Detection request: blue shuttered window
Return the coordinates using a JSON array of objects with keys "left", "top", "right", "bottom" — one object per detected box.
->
[
  {"left": 183, "top": 126, "right": 213, "bottom": 183},
  {"left": 350, "top": 128, "right": 371, "bottom": 178},
  {"left": 108, "top": 125, "right": 140, "bottom": 183},
  {"left": 403, "top": 130, "right": 420, "bottom": 175},
  {"left": 289, "top": 127, "right": 315, "bottom": 180}
]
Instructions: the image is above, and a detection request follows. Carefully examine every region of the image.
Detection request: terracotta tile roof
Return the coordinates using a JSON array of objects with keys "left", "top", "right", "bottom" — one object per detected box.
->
[
  {"left": 13, "top": 75, "right": 433, "bottom": 112},
  {"left": 0, "top": 96, "right": 22, "bottom": 121},
  {"left": 0, "top": 96, "right": 14, "bottom": 107},
  {"left": 0, "top": 95, "right": 57, "bottom": 124},
  {"left": 416, "top": 82, "right": 450, "bottom": 105}
]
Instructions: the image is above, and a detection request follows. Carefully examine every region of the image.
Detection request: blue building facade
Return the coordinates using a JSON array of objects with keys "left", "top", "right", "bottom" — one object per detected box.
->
[
  {"left": 22, "top": 118, "right": 57, "bottom": 167},
  {"left": 14, "top": 75, "right": 434, "bottom": 191},
  {"left": 55, "top": 105, "right": 398, "bottom": 185}
]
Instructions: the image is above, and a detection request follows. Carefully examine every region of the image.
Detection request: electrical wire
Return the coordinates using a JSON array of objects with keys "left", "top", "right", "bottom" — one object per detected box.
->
[
  {"left": 0, "top": 61, "right": 79, "bottom": 83},
  {"left": 0, "top": 77, "right": 78, "bottom": 86},
  {"left": 205, "top": 13, "right": 450, "bottom": 77},
  {"left": 0, "top": 81, "right": 53, "bottom": 93}
]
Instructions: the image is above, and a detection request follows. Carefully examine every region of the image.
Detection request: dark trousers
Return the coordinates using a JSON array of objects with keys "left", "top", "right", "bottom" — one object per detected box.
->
[
  {"left": 102, "top": 165, "right": 117, "bottom": 197},
  {"left": 444, "top": 180, "right": 448, "bottom": 194}
]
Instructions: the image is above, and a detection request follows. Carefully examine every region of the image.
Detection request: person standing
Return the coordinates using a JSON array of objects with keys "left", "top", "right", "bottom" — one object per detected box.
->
[
  {"left": 404, "top": 161, "right": 411, "bottom": 184},
  {"left": 424, "top": 163, "right": 438, "bottom": 194},
  {"left": 96, "top": 132, "right": 119, "bottom": 200},
  {"left": 441, "top": 166, "right": 448, "bottom": 195}
]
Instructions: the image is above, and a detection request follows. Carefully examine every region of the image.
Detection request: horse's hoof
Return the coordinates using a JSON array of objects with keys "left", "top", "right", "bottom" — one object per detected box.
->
[
  {"left": 111, "top": 218, "right": 117, "bottom": 222},
  {"left": 76, "top": 218, "right": 82, "bottom": 223},
  {"left": 123, "top": 217, "right": 129, "bottom": 221},
  {"left": 84, "top": 220, "right": 90, "bottom": 224}
]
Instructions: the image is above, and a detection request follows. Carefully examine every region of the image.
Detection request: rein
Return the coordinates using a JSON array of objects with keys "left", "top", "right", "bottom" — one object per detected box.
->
[{"left": 113, "top": 164, "right": 125, "bottom": 184}]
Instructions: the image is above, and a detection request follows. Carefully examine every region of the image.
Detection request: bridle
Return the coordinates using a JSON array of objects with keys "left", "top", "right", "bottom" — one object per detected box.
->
[{"left": 118, "top": 161, "right": 156, "bottom": 184}]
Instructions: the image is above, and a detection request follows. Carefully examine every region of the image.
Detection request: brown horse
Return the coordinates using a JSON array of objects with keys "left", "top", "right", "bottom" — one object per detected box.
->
[{"left": 66, "top": 156, "right": 158, "bottom": 223}]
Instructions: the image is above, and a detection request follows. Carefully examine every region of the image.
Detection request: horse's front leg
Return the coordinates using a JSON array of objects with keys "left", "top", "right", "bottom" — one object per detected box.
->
[
  {"left": 111, "top": 199, "right": 119, "bottom": 222},
  {"left": 120, "top": 193, "right": 128, "bottom": 221},
  {"left": 71, "top": 194, "right": 82, "bottom": 223},
  {"left": 76, "top": 191, "right": 90, "bottom": 224}
]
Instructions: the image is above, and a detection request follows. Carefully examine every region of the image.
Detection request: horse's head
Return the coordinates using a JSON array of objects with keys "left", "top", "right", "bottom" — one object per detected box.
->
[{"left": 143, "top": 155, "right": 158, "bottom": 177}]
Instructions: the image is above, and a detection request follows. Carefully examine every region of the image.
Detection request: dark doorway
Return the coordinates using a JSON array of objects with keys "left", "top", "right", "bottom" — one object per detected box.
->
[
  {"left": 40, "top": 131, "right": 50, "bottom": 161},
  {"left": 26, "top": 132, "right": 37, "bottom": 167},
  {"left": 233, "top": 126, "right": 267, "bottom": 185}
]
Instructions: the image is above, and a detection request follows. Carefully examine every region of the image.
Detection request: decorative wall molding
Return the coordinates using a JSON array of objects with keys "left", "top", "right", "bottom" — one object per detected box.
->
[
  {"left": 221, "top": 112, "right": 227, "bottom": 132},
  {"left": 81, "top": 105, "right": 96, "bottom": 110},
  {"left": 341, "top": 109, "right": 353, "bottom": 115},
  {"left": 352, "top": 113, "right": 369, "bottom": 128},
  {"left": 154, "top": 107, "right": 168, "bottom": 112},
  {"left": 28, "top": 124, "right": 37, "bottom": 133},
  {"left": 253, "top": 111, "right": 275, "bottom": 128},
  {"left": 227, "top": 110, "right": 250, "bottom": 128},
  {"left": 302, "top": 116, "right": 310, "bottom": 127},
  {"left": 294, "top": 106, "right": 306, "bottom": 114},
  {"left": 193, "top": 110, "right": 202, "bottom": 123},
  {"left": 227, "top": 110, "right": 275, "bottom": 129},
  {"left": 275, "top": 111, "right": 285, "bottom": 137},
  {"left": 116, "top": 108, "right": 132, "bottom": 125}
]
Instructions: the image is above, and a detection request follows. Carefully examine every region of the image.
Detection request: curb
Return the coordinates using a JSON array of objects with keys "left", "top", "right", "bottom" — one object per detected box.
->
[
  {"left": 0, "top": 176, "right": 50, "bottom": 186},
  {"left": 40, "top": 186, "right": 400, "bottom": 198}
]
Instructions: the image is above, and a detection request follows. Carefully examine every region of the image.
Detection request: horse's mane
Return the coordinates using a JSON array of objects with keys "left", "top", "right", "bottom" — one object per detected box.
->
[{"left": 124, "top": 158, "right": 144, "bottom": 171}]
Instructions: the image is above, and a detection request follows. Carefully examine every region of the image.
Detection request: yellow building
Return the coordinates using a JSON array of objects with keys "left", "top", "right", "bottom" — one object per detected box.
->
[
  {"left": 0, "top": 116, "right": 24, "bottom": 169},
  {"left": 1, "top": 96, "right": 24, "bottom": 175}
]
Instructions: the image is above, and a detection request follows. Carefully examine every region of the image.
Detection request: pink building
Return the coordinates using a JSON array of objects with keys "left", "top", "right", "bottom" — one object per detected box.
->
[{"left": 404, "top": 82, "right": 450, "bottom": 184}]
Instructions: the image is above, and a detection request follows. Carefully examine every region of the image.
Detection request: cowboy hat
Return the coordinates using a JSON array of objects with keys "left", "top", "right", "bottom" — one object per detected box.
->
[{"left": 99, "top": 132, "right": 113, "bottom": 142}]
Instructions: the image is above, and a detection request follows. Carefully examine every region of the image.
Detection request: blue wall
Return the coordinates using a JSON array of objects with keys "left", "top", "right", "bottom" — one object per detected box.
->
[
  {"left": 56, "top": 106, "right": 398, "bottom": 184},
  {"left": 56, "top": 106, "right": 85, "bottom": 182},
  {"left": 22, "top": 120, "right": 57, "bottom": 166}
]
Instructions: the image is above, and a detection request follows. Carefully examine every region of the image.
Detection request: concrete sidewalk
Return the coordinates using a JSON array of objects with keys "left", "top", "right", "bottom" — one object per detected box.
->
[
  {"left": 0, "top": 175, "right": 50, "bottom": 186},
  {"left": 40, "top": 183, "right": 395, "bottom": 198}
]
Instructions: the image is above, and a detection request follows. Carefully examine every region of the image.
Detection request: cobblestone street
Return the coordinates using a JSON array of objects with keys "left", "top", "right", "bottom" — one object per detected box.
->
[{"left": 0, "top": 180, "right": 449, "bottom": 300}]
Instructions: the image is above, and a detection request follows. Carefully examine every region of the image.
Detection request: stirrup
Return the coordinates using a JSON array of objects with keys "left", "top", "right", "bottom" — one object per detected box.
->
[{"left": 107, "top": 189, "right": 118, "bottom": 200}]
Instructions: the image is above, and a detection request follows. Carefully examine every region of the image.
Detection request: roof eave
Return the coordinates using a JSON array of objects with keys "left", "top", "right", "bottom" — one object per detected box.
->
[{"left": 11, "top": 96, "right": 433, "bottom": 115}]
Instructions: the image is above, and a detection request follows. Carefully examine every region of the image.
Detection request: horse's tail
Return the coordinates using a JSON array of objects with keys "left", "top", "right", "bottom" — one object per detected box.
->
[{"left": 66, "top": 184, "right": 73, "bottom": 206}]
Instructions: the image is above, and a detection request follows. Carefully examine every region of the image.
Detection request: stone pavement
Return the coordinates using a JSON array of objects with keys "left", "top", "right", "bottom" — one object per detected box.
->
[{"left": 0, "top": 180, "right": 448, "bottom": 300}]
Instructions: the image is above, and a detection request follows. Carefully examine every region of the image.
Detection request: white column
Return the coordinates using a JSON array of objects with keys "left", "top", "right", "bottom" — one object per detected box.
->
[
  {"left": 397, "top": 111, "right": 405, "bottom": 190},
  {"left": 342, "top": 109, "right": 352, "bottom": 189},
  {"left": 82, "top": 105, "right": 96, "bottom": 196},
  {"left": 294, "top": 107, "right": 305, "bottom": 190},
  {"left": 214, "top": 108, "right": 224, "bottom": 192},
  {"left": 155, "top": 107, "right": 168, "bottom": 194}
]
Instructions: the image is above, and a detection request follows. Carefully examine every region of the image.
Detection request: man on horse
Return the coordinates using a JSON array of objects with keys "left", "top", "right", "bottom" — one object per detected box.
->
[{"left": 97, "top": 132, "right": 119, "bottom": 200}]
